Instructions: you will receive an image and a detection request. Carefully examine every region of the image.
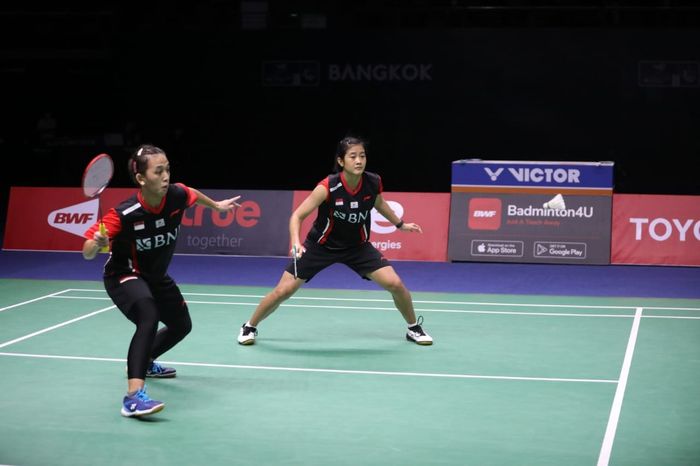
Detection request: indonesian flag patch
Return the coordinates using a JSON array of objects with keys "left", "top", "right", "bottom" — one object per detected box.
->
[
  {"left": 335, "top": 198, "right": 344, "bottom": 206},
  {"left": 134, "top": 221, "right": 145, "bottom": 231}
]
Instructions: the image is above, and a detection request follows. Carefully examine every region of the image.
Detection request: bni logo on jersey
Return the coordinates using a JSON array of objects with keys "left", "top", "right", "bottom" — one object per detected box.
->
[{"left": 468, "top": 198, "right": 502, "bottom": 230}]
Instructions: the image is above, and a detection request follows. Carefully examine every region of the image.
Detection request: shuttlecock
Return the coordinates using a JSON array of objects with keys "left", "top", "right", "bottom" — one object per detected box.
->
[{"left": 543, "top": 193, "right": 566, "bottom": 210}]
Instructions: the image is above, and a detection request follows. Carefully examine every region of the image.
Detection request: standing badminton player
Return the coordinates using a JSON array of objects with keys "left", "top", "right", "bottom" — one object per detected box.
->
[
  {"left": 82, "top": 144, "right": 241, "bottom": 417},
  {"left": 237, "top": 136, "right": 433, "bottom": 346}
]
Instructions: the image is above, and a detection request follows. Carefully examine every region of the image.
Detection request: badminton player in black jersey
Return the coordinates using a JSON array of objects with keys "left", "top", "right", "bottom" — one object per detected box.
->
[
  {"left": 237, "top": 136, "right": 432, "bottom": 346},
  {"left": 83, "top": 144, "right": 241, "bottom": 417}
]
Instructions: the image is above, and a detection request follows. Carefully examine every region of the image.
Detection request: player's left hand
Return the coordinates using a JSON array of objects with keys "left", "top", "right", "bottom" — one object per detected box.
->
[
  {"left": 399, "top": 222, "right": 422, "bottom": 233},
  {"left": 216, "top": 196, "right": 242, "bottom": 212}
]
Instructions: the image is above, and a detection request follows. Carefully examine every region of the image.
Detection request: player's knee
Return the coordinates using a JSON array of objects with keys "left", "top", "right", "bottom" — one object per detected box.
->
[
  {"left": 176, "top": 304, "right": 193, "bottom": 337},
  {"left": 384, "top": 277, "right": 406, "bottom": 294},
  {"left": 182, "top": 313, "right": 192, "bottom": 336},
  {"left": 174, "top": 318, "right": 192, "bottom": 338},
  {"left": 131, "top": 297, "right": 159, "bottom": 332},
  {"left": 272, "top": 284, "right": 296, "bottom": 302}
]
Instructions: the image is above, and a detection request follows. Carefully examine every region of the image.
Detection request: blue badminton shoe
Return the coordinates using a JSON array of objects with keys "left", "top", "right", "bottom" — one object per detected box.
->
[
  {"left": 146, "top": 360, "right": 177, "bottom": 378},
  {"left": 121, "top": 386, "right": 164, "bottom": 417}
]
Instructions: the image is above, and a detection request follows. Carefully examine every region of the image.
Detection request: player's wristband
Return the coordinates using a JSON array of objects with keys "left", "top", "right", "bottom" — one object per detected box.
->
[{"left": 395, "top": 220, "right": 404, "bottom": 229}]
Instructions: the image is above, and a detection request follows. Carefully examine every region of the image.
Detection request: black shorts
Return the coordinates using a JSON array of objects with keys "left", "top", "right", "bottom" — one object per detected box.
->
[
  {"left": 104, "top": 274, "right": 185, "bottom": 320},
  {"left": 285, "top": 241, "right": 391, "bottom": 282}
]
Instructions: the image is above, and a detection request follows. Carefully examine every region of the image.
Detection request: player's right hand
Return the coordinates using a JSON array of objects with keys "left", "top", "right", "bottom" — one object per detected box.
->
[
  {"left": 93, "top": 230, "right": 109, "bottom": 248},
  {"left": 291, "top": 244, "right": 305, "bottom": 258}
]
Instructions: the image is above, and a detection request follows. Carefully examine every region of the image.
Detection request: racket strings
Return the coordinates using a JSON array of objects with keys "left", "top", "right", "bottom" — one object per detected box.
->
[{"left": 83, "top": 154, "right": 114, "bottom": 198}]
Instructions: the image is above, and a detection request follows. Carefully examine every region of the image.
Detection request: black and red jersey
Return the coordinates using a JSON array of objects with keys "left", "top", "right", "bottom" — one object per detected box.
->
[
  {"left": 306, "top": 171, "right": 383, "bottom": 249},
  {"left": 84, "top": 183, "right": 197, "bottom": 281}
]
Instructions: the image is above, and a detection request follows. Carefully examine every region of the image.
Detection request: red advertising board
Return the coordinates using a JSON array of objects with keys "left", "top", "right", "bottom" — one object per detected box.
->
[
  {"left": 4, "top": 187, "right": 450, "bottom": 261},
  {"left": 611, "top": 194, "right": 700, "bottom": 266},
  {"left": 292, "top": 191, "right": 450, "bottom": 261},
  {"left": 3, "top": 187, "right": 292, "bottom": 256},
  {"left": 3, "top": 187, "right": 135, "bottom": 251}
]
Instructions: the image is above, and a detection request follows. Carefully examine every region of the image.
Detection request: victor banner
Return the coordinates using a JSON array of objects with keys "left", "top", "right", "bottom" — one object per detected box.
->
[{"left": 448, "top": 160, "right": 614, "bottom": 264}]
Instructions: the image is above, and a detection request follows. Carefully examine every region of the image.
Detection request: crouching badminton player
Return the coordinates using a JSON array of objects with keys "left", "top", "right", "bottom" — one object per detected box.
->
[
  {"left": 237, "top": 135, "right": 433, "bottom": 347},
  {"left": 82, "top": 144, "right": 241, "bottom": 417}
]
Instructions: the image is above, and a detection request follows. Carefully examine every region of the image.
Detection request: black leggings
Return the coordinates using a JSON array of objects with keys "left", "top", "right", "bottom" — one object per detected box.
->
[
  {"left": 105, "top": 275, "right": 192, "bottom": 379},
  {"left": 125, "top": 297, "right": 192, "bottom": 379}
]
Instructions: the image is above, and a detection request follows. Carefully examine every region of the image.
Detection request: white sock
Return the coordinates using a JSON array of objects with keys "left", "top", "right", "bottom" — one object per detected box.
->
[
  {"left": 408, "top": 321, "right": 417, "bottom": 328},
  {"left": 246, "top": 321, "right": 255, "bottom": 328}
]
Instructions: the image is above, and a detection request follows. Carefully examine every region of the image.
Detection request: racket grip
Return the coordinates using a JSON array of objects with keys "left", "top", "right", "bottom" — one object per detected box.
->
[
  {"left": 99, "top": 222, "right": 109, "bottom": 253},
  {"left": 292, "top": 245, "right": 298, "bottom": 278}
]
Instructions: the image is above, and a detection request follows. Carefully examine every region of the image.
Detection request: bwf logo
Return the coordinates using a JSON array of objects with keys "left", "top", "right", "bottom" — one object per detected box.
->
[
  {"left": 468, "top": 198, "right": 502, "bottom": 230},
  {"left": 48, "top": 199, "right": 98, "bottom": 238}
]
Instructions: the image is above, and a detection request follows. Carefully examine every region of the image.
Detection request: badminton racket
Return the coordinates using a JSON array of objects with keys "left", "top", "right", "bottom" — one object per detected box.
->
[
  {"left": 292, "top": 244, "right": 298, "bottom": 278},
  {"left": 82, "top": 153, "right": 114, "bottom": 253}
]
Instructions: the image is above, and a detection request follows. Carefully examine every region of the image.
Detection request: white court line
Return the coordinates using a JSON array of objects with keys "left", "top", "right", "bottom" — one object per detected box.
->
[
  {"left": 66, "top": 289, "right": 700, "bottom": 312},
  {"left": 50, "top": 295, "right": 700, "bottom": 319},
  {"left": 52, "top": 296, "right": 111, "bottom": 301},
  {"left": 49, "top": 296, "right": 634, "bottom": 318},
  {"left": 597, "top": 307, "right": 643, "bottom": 466},
  {"left": 642, "top": 315, "right": 700, "bottom": 320},
  {"left": 193, "top": 301, "right": 636, "bottom": 318},
  {"left": 0, "top": 351, "right": 618, "bottom": 384},
  {"left": 0, "top": 305, "right": 116, "bottom": 349},
  {"left": 0, "top": 289, "right": 72, "bottom": 312}
]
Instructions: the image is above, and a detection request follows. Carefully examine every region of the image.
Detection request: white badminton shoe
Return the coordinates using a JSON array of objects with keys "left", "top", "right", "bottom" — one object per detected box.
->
[
  {"left": 237, "top": 323, "right": 258, "bottom": 345},
  {"left": 406, "top": 316, "right": 433, "bottom": 345}
]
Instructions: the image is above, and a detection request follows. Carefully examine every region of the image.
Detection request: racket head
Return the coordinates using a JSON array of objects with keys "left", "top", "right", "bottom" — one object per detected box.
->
[{"left": 82, "top": 153, "right": 114, "bottom": 198}]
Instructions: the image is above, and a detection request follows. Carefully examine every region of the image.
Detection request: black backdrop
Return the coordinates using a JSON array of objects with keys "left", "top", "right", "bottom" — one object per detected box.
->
[{"left": 2, "top": 10, "right": 699, "bottom": 222}]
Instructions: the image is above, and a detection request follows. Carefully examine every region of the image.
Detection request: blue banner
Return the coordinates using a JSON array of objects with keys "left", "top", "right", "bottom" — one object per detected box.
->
[{"left": 452, "top": 160, "right": 614, "bottom": 190}]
